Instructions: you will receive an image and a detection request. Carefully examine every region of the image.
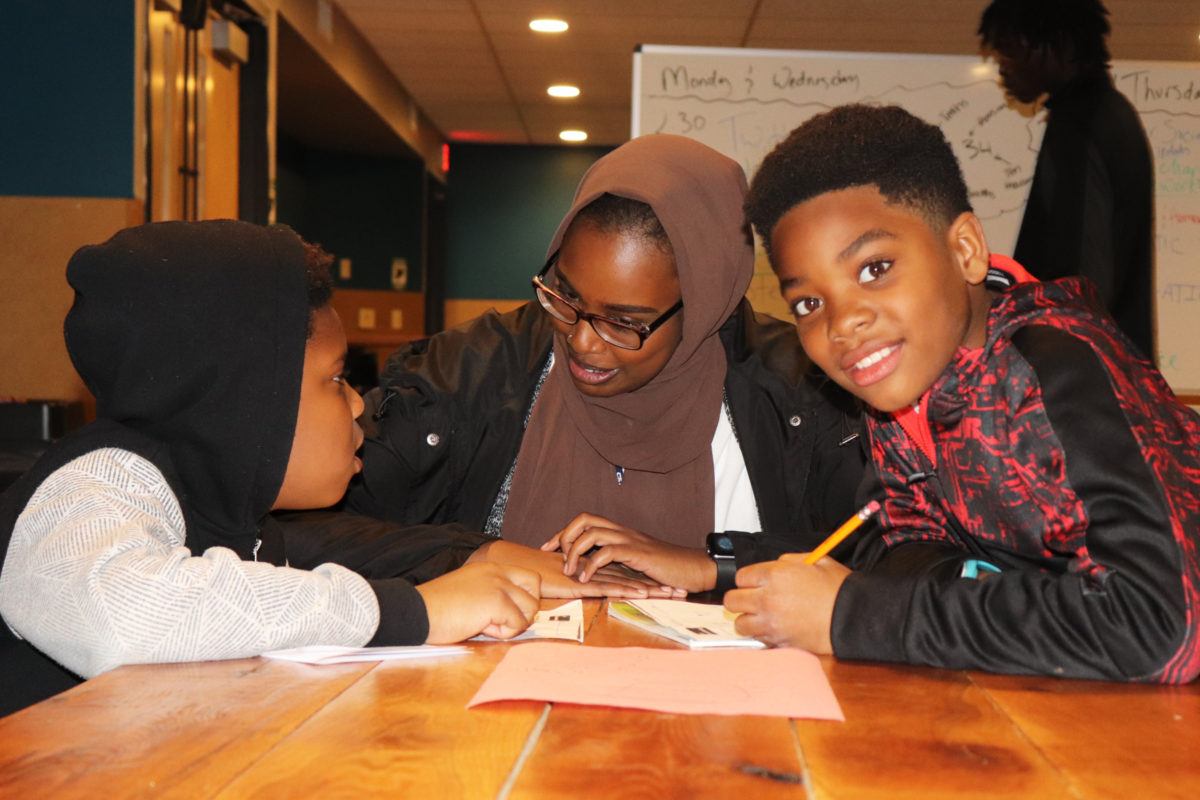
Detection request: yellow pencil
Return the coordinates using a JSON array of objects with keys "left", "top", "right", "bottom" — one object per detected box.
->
[{"left": 804, "top": 500, "right": 882, "bottom": 564}]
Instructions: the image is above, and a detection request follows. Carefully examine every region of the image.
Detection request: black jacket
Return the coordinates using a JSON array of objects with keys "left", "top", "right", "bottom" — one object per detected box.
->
[
  {"left": 833, "top": 272, "right": 1200, "bottom": 682},
  {"left": 346, "top": 300, "right": 865, "bottom": 564},
  {"left": 1014, "top": 70, "right": 1154, "bottom": 358}
]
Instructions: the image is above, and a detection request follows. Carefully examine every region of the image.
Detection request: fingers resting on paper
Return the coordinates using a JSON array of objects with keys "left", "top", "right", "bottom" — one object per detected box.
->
[
  {"left": 417, "top": 562, "right": 542, "bottom": 644},
  {"left": 474, "top": 539, "right": 679, "bottom": 599},
  {"left": 541, "top": 513, "right": 711, "bottom": 595},
  {"left": 478, "top": 569, "right": 543, "bottom": 639}
]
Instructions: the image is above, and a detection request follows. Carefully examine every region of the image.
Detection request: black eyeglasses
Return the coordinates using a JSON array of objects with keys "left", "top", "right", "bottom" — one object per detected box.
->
[{"left": 531, "top": 253, "right": 683, "bottom": 351}]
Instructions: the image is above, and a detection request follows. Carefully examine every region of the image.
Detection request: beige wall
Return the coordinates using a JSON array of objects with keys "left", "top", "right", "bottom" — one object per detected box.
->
[
  {"left": 0, "top": 197, "right": 144, "bottom": 406},
  {"left": 329, "top": 288, "right": 425, "bottom": 366}
]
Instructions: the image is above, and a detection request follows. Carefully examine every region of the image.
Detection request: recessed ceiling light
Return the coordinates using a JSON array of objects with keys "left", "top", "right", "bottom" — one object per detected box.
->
[
  {"left": 547, "top": 84, "right": 580, "bottom": 98},
  {"left": 559, "top": 129, "right": 588, "bottom": 142},
  {"left": 530, "top": 19, "right": 568, "bottom": 33}
]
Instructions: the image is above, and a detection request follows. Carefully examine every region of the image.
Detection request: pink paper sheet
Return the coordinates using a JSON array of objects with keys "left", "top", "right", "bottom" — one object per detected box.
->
[{"left": 467, "top": 643, "right": 843, "bottom": 720}]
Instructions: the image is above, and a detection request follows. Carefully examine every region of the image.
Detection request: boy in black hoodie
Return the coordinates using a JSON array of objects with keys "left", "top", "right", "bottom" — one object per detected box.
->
[{"left": 0, "top": 221, "right": 541, "bottom": 716}]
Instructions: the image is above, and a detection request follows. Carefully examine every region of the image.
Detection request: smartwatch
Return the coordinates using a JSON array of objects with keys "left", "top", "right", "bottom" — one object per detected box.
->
[{"left": 706, "top": 532, "right": 738, "bottom": 595}]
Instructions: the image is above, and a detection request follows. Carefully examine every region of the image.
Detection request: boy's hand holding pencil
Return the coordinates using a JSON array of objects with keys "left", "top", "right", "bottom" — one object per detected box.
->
[{"left": 723, "top": 501, "right": 880, "bottom": 653}]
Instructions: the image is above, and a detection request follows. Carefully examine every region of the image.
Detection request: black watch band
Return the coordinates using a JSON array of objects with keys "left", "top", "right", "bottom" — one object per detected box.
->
[
  {"left": 713, "top": 554, "right": 737, "bottom": 594},
  {"left": 706, "top": 532, "right": 738, "bottom": 594}
]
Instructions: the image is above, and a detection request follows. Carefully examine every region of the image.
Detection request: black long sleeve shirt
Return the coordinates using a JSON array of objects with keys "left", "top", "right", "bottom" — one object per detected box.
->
[{"left": 1013, "top": 69, "right": 1155, "bottom": 359}]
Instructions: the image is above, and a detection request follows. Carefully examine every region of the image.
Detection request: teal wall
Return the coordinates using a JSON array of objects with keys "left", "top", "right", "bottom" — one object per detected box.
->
[
  {"left": 276, "top": 137, "right": 425, "bottom": 292},
  {"left": 0, "top": 1, "right": 136, "bottom": 197},
  {"left": 446, "top": 143, "right": 611, "bottom": 300}
]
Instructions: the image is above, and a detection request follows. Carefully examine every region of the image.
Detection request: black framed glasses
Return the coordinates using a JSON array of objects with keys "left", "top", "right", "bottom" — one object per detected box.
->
[{"left": 532, "top": 253, "right": 683, "bottom": 351}]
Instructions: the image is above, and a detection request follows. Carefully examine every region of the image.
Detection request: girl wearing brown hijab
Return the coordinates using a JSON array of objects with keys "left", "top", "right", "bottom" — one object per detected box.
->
[{"left": 349, "top": 134, "right": 863, "bottom": 596}]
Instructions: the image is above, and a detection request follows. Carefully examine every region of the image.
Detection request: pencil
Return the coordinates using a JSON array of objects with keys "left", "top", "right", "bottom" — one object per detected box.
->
[{"left": 803, "top": 500, "right": 881, "bottom": 564}]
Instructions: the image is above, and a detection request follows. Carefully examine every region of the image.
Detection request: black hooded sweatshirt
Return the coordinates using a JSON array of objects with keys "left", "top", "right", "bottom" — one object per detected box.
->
[{"left": 0, "top": 221, "right": 440, "bottom": 716}]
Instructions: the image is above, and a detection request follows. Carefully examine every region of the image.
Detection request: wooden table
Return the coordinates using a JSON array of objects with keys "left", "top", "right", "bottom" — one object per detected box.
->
[{"left": 1, "top": 599, "right": 1197, "bottom": 799}]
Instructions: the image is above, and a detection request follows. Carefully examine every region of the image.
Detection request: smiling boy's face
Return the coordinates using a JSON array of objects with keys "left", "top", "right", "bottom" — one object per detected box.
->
[
  {"left": 273, "top": 306, "right": 365, "bottom": 510},
  {"left": 770, "top": 185, "right": 992, "bottom": 413}
]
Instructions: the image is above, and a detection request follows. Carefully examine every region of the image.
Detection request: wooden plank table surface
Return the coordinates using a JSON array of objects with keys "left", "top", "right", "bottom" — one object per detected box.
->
[{"left": 1, "top": 599, "right": 1197, "bottom": 799}]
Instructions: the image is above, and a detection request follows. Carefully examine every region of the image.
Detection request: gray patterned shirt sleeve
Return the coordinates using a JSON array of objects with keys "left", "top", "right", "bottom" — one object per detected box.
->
[{"left": 0, "top": 448, "right": 380, "bottom": 679}]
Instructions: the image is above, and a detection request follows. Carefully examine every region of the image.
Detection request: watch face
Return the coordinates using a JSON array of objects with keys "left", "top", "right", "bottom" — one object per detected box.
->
[{"left": 708, "top": 532, "right": 735, "bottom": 557}]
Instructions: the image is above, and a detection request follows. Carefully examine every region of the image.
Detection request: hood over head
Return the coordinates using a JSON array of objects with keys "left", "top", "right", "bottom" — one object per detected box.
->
[
  {"left": 64, "top": 219, "right": 310, "bottom": 555},
  {"left": 545, "top": 133, "right": 753, "bottom": 473},
  {"left": 500, "top": 135, "right": 753, "bottom": 548},
  {"left": 547, "top": 133, "right": 753, "bottom": 377}
]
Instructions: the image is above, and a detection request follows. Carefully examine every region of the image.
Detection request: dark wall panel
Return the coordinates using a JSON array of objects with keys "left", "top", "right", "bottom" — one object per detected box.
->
[
  {"left": 0, "top": 1, "right": 136, "bottom": 197},
  {"left": 276, "top": 137, "right": 424, "bottom": 292},
  {"left": 446, "top": 144, "right": 611, "bottom": 300}
]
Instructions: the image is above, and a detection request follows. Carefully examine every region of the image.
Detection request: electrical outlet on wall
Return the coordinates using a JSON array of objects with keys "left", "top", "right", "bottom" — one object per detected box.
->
[{"left": 357, "top": 308, "right": 376, "bottom": 330}]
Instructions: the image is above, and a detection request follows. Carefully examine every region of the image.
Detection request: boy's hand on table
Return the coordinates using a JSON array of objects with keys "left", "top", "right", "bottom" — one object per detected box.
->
[
  {"left": 723, "top": 554, "right": 850, "bottom": 653},
  {"left": 417, "top": 562, "right": 541, "bottom": 643},
  {"left": 542, "top": 513, "right": 707, "bottom": 595},
  {"left": 470, "top": 539, "right": 680, "bottom": 599}
]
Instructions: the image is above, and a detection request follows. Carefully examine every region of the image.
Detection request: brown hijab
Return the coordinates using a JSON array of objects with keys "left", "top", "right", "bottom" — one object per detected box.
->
[{"left": 501, "top": 134, "right": 753, "bottom": 547}]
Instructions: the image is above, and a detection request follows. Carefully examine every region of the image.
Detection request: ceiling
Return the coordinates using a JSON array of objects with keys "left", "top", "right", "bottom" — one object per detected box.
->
[
  {"left": 332, "top": 0, "right": 1200, "bottom": 147},
  {"left": 277, "top": 19, "right": 416, "bottom": 157}
]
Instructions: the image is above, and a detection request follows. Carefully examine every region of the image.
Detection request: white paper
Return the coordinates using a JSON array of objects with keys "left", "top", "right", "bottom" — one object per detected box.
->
[
  {"left": 611, "top": 599, "right": 765, "bottom": 649},
  {"left": 472, "top": 599, "right": 584, "bottom": 644},
  {"left": 261, "top": 644, "right": 469, "bottom": 665}
]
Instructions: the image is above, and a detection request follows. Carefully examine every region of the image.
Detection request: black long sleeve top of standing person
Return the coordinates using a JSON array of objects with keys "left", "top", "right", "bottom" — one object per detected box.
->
[{"left": 1013, "top": 69, "right": 1155, "bottom": 358}]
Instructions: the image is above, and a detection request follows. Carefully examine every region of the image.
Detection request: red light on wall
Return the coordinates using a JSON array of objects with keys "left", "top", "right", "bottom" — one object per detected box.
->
[
  {"left": 448, "top": 129, "right": 508, "bottom": 142},
  {"left": 441, "top": 143, "right": 450, "bottom": 173}
]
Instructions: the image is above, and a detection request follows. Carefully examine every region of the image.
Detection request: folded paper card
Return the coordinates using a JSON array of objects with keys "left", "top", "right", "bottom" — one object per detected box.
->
[
  {"left": 262, "top": 644, "right": 469, "bottom": 665},
  {"left": 609, "top": 599, "right": 765, "bottom": 648},
  {"left": 468, "top": 642, "right": 843, "bottom": 720},
  {"left": 472, "top": 599, "right": 584, "bottom": 643}
]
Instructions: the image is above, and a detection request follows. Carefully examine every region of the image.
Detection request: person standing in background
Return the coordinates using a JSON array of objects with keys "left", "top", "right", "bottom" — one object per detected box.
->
[{"left": 978, "top": 0, "right": 1155, "bottom": 359}]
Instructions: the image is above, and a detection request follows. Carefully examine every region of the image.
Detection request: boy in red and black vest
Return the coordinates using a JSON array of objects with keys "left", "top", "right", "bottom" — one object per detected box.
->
[{"left": 731, "top": 104, "right": 1200, "bottom": 683}]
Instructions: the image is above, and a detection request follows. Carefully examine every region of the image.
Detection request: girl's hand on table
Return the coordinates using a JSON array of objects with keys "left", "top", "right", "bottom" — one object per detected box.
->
[{"left": 543, "top": 513, "right": 705, "bottom": 596}]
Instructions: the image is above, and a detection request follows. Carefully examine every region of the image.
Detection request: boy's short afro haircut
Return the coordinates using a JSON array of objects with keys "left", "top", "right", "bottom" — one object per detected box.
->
[{"left": 745, "top": 104, "right": 972, "bottom": 258}]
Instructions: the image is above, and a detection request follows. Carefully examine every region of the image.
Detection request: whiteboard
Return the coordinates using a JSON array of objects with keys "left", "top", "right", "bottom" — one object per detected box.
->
[{"left": 633, "top": 44, "right": 1200, "bottom": 396}]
